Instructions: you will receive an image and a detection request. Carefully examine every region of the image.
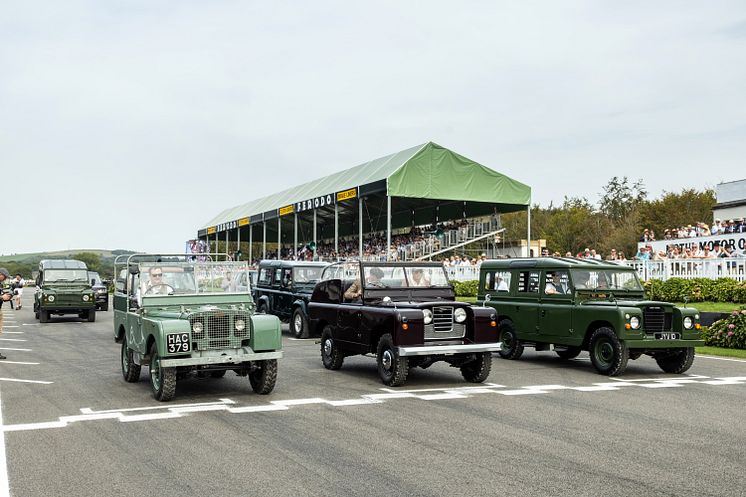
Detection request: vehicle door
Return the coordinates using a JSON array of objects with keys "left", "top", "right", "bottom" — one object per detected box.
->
[
  {"left": 513, "top": 270, "right": 540, "bottom": 337},
  {"left": 337, "top": 262, "right": 363, "bottom": 347},
  {"left": 538, "top": 270, "right": 573, "bottom": 341},
  {"left": 275, "top": 267, "right": 294, "bottom": 318},
  {"left": 255, "top": 266, "right": 272, "bottom": 309},
  {"left": 125, "top": 271, "right": 145, "bottom": 352}
]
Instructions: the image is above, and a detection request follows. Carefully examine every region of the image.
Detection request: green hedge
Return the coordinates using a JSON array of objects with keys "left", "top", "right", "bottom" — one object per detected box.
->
[
  {"left": 701, "top": 309, "right": 746, "bottom": 349},
  {"left": 644, "top": 278, "right": 746, "bottom": 303},
  {"left": 453, "top": 280, "right": 479, "bottom": 297}
]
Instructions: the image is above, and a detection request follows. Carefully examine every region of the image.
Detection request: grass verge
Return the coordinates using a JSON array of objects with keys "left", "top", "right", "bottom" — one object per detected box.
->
[{"left": 695, "top": 346, "right": 746, "bottom": 359}]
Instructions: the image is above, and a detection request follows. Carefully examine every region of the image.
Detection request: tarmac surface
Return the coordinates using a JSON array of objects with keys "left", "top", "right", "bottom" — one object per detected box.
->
[{"left": 1, "top": 292, "right": 745, "bottom": 497}]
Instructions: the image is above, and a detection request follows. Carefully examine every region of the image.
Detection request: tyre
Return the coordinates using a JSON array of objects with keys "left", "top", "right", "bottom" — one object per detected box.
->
[
  {"left": 291, "top": 308, "right": 309, "bottom": 339},
  {"left": 589, "top": 327, "right": 629, "bottom": 376},
  {"left": 210, "top": 370, "right": 227, "bottom": 378},
  {"left": 121, "top": 336, "right": 141, "bottom": 383},
  {"left": 101, "top": 302, "right": 109, "bottom": 312},
  {"left": 149, "top": 342, "right": 176, "bottom": 401},
  {"left": 655, "top": 347, "right": 695, "bottom": 374},
  {"left": 460, "top": 352, "right": 492, "bottom": 383},
  {"left": 497, "top": 320, "right": 524, "bottom": 360},
  {"left": 320, "top": 326, "right": 344, "bottom": 370},
  {"left": 39, "top": 310, "right": 49, "bottom": 323},
  {"left": 258, "top": 302, "right": 267, "bottom": 314},
  {"left": 87, "top": 309, "right": 96, "bottom": 322},
  {"left": 376, "top": 333, "right": 408, "bottom": 386},
  {"left": 556, "top": 346, "right": 582, "bottom": 360},
  {"left": 249, "top": 359, "right": 278, "bottom": 394}
]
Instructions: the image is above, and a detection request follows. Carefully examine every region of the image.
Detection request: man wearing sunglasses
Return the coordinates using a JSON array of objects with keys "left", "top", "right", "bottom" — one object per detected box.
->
[{"left": 142, "top": 266, "right": 171, "bottom": 295}]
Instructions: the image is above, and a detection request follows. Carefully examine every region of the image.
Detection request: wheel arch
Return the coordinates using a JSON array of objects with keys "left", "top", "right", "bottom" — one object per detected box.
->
[{"left": 582, "top": 321, "right": 616, "bottom": 349}]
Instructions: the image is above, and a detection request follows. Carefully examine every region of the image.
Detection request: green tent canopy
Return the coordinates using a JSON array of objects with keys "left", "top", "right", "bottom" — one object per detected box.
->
[{"left": 200, "top": 142, "right": 530, "bottom": 231}]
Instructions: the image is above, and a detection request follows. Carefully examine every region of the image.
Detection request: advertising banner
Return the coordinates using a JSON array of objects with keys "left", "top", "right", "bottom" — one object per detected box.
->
[{"left": 639, "top": 232, "right": 746, "bottom": 253}]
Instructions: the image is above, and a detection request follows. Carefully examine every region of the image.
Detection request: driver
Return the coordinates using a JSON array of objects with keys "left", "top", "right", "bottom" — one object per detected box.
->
[
  {"left": 344, "top": 267, "right": 384, "bottom": 300},
  {"left": 141, "top": 266, "right": 171, "bottom": 295}
]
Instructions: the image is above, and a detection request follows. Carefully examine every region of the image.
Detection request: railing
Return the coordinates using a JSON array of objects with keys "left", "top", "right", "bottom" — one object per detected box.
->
[
  {"left": 446, "top": 265, "right": 481, "bottom": 282},
  {"left": 622, "top": 258, "right": 746, "bottom": 282},
  {"left": 403, "top": 218, "right": 502, "bottom": 261}
]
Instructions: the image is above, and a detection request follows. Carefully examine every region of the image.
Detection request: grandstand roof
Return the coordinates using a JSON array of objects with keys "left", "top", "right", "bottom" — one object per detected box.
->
[{"left": 199, "top": 142, "right": 531, "bottom": 231}]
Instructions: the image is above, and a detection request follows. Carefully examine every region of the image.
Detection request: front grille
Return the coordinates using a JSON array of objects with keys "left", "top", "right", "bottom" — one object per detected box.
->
[
  {"left": 643, "top": 307, "right": 671, "bottom": 333},
  {"left": 189, "top": 310, "right": 249, "bottom": 350},
  {"left": 424, "top": 306, "right": 466, "bottom": 340},
  {"left": 48, "top": 294, "right": 85, "bottom": 306}
]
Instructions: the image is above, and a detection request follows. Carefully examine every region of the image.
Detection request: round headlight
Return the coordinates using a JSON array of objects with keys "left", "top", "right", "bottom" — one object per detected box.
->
[
  {"left": 235, "top": 319, "right": 246, "bottom": 332},
  {"left": 454, "top": 308, "right": 467, "bottom": 323},
  {"left": 47, "top": 295, "right": 55, "bottom": 302},
  {"left": 192, "top": 321, "right": 204, "bottom": 334},
  {"left": 83, "top": 295, "right": 90, "bottom": 302},
  {"left": 683, "top": 316, "right": 693, "bottom": 329},
  {"left": 695, "top": 314, "right": 700, "bottom": 320},
  {"left": 422, "top": 309, "right": 433, "bottom": 325},
  {"left": 630, "top": 316, "right": 640, "bottom": 329}
]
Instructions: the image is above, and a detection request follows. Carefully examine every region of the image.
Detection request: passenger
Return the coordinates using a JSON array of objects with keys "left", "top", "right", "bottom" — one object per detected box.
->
[
  {"left": 410, "top": 268, "right": 431, "bottom": 287},
  {"left": 544, "top": 272, "right": 568, "bottom": 294},
  {"left": 496, "top": 276, "right": 509, "bottom": 292},
  {"left": 221, "top": 270, "right": 237, "bottom": 292},
  {"left": 344, "top": 267, "right": 385, "bottom": 300}
]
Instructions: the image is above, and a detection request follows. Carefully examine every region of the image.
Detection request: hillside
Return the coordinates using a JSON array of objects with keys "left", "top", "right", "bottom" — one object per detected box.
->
[{"left": 0, "top": 249, "right": 138, "bottom": 279}]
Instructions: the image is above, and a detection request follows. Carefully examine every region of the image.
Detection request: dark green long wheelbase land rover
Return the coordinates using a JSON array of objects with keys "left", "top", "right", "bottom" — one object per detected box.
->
[
  {"left": 113, "top": 254, "right": 282, "bottom": 401},
  {"left": 478, "top": 257, "right": 704, "bottom": 376},
  {"left": 34, "top": 259, "right": 96, "bottom": 323}
]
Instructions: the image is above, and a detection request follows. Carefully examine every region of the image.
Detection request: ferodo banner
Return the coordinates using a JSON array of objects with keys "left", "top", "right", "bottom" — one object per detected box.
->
[
  {"left": 295, "top": 194, "right": 334, "bottom": 213},
  {"left": 639, "top": 233, "right": 746, "bottom": 253}
]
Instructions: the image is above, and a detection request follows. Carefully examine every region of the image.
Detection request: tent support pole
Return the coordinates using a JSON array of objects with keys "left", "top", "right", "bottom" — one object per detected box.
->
[
  {"left": 313, "top": 210, "right": 317, "bottom": 261},
  {"left": 237, "top": 227, "right": 241, "bottom": 260},
  {"left": 293, "top": 213, "right": 298, "bottom": 260},
  {"left": 277, "top": 217, "right": 281, "bottom": 261},
  {"left": 527, "top": 204, "right": 531, "bottom": 258},
  {"left": 226, "top": 230, "right": 229, "bottom": 260},
  {"left": 359, "top": 197, "right": 363, "bottom": 259},
  {"left": 262, "top": 221, "right": 266, "bottom": 260},
  {"left": 249, "top": 225, "right": 253, "bottom": 263},
  {"left": 387, "top": 195, "right": 391, "bottom": 261},
  {"left": 334, "top": 203, "right": 338, "bottom": 261}
]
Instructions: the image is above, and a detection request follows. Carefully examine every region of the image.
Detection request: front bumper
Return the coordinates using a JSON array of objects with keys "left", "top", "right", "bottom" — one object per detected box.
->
[
  {"left": 160, "top": 347, "right": 282, "bottom": 367},
  {"left": 397, "top": 342, "right": 502, "bottom": 357},
  {"left": 42, "top": 306, "right": 95, "bottom": 314},
  {"left": 623, "top": 338, "right": 704, "bottom": 349}
]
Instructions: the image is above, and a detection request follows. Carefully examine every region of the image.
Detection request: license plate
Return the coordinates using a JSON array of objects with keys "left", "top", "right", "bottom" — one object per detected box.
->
[
  {"left": 654, "top": 332, "right": 680, "bottom": 340},
  {"left": 167, "top": 333, "right": 191, "bottom": 353}
]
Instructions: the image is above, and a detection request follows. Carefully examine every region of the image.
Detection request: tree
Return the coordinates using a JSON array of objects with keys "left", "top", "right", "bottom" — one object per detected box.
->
[
  {"left": 71, "top": 252, "right": 103, "bottom": 274},
  {"left": 637, "top": 189, "right": 715, "bottom": 237},
  {"left": 599, "top": 176, "right": 647, "bottom": 223}
]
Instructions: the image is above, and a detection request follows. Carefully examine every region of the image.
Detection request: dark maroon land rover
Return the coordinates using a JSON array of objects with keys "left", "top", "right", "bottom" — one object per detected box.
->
[{"left": 308, "top": 261, "right": 502, "bottom": 386}]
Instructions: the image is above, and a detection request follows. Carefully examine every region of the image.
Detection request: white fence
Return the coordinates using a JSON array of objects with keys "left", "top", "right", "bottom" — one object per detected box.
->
[
  {"left": 622, "top": 258, "right": 746, "bottom": 282},
  {"left": 446, "top": 266, "right": 481, "bottom": 282}
]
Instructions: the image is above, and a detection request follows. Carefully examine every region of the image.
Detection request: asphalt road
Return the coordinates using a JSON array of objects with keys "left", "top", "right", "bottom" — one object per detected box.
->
[{"left": 1, "top": 293, "right": 745, "bottom": 497}]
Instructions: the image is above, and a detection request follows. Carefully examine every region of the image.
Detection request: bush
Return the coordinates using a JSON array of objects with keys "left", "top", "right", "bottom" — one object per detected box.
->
[
  {"left": 702, "top": 309, "right": 746, "bottom": 349},
  {"left": 453, "top": 280, "right": 478, "bottom": 297},
  {"left": 643, "top": 278, "right": 746, "bottom": 303}
]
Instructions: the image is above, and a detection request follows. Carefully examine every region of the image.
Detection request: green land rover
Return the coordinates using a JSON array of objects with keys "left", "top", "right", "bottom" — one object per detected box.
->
[
  {"left": 113, "top": 254, "right": 283, "bottom": 401},
  {"left": 478, "top": 258, "right": 703, "bottom": 376},
  {"left": 34, "top": 259, "right": 96, "bottom": 323}
]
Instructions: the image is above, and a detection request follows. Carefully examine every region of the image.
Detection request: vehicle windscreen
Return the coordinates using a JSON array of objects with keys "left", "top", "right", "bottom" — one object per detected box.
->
[
  {"left": 293, "top": 266, "right": 324, "bottom": 284},
  {"left": 44, "top": 269, "right": 89, "bottom": 282},
  {"left": 571, "top": 269, "right": 643, "bottom": 291},
  {"left": 89, "top": 272, "right": 102, "bottom": 285},
  {"left": 139, "top": 262, "right": 251, "bottom": 295},
  {"left": 362, "top": 265, "right": 450, "bottom": 289}
]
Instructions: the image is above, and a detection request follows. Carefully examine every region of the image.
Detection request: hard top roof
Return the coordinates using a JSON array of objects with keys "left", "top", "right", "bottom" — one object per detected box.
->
[
  {"left": 480, "top": 257, "right": 635, "bottom": 271},
  {"left": 39, "top": 259, "right": 88, "bottom": 270},
  {"left": 258, "top": 260, "right": 330, "bottom": 268}
]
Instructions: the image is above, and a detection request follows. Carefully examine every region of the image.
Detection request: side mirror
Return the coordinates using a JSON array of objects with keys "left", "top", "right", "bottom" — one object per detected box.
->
[{"left": 91, "top": 279, "right": 96, "bottom": 286}]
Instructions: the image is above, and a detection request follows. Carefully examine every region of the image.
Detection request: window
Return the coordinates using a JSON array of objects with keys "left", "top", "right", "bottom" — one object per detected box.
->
[
  {"left": 281, "top": 268, "right": 292, "bottom": 286},
  {"left": 544, "top": 270, "right": 570, "bottom": 296},
  {"left": 517, "top": 271, "right": 539, "bottom": 293},
  {"left": 273, "top": 268, "right": 283, "bottom": 285},
  {"left": 258, "top": 268, "right": 272, "bottom": 285},
  {"left": 484, "top": 271, "right": 511, "bottom": 292}
]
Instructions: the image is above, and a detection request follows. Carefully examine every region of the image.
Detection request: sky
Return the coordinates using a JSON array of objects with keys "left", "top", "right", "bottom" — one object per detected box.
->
[{"left": 1, "top": 1, "right": 745, "bottom": 254}]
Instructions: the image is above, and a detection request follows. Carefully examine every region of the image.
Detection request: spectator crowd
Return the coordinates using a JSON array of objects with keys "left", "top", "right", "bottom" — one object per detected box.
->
[{"left": 640, "top": 218, "right": 746, "bottom": 242}]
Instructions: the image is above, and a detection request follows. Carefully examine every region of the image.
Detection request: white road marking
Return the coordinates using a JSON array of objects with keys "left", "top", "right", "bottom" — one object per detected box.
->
[
  {"left": 0, "top": 361, "right": 39, "bottom": 366},
  {"left": 0, "top": 378, "right": 52, "bottom": 385},
  {"left": 1, "top": 332, "right": 23, "bottom": 335},
  {"left": 0, "top": 348, "right": 30, "bottom": 352},
  {"left": 0, "top": 339, "right": 26, "bottom": 343},
  {"left": 697, "top": 355, "right": 746, "bottom": 363},
  {"left": 0, "top": 388, "right": 10, "bottom": 497},
  {"left": 3, "top": 376, "right": 744, "bottom": 433},
  {"left": 0, "top": 328, "right": 17, "bottom": 330}
]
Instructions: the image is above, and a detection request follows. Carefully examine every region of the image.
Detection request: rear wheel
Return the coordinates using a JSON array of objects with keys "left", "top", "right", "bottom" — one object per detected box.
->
[
  {"left": 498, "top": 320, "right": 524, "bottom": 360},
  {"left": 589, "top": 327, "right": 629, "bottom": 376},
  {"left": 655, "top": 347, "right": 695, "bottom": 374},
  {"left": 292, "top": 308, "right": 309, "bottom": 339},
  {"left": 121, "top": 336, "right": 141, "bottom": 383},
  {"left": 460, "top": 352, "right": 492, "bottom": 383},
  {"left": 249, "top": 359, "right": 278, "bottom": 394},
  {"left": 150, "top": 343, "right": 176, "bottom": 401},
  {"left": 556, "top": 346, "right": 582, "bottom": 360},
  {"left": 377, "top": 333, "right": 408, "bottom": 386},
  {"left": 321, "top": 326, "right": 344, "bottom": 370}
]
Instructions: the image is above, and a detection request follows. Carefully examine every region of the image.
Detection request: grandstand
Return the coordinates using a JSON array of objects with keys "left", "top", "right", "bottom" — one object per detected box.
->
[{"left": 196, "top": 142, "right": 531, "bottom": 263}]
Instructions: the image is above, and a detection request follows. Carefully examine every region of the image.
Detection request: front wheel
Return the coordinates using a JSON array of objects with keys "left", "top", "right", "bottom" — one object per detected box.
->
[
  {"left": 498, "top": 320, "right": 524, "bottom": 360},
  {"left": 320, "top": 327, "right": 344, "bottom": 370},
  {"left": 292, "top": 308, "right": 309, "bottom": 339},
  {"left": 249, "top": 359, "right": 278, "bottom": 394},
  {"left": 150, "top": 343, "right": 177, "bottom": 401},
  {"left": 589, "top": 327, "right": 629, "bottom": 376},
  {"left": 87, "top": 309, "right": 96, "bottom": 322},
  {"left": 121, "top": 336, "right": 141, "bottom": 383},
  {"left": 655, "top": 348, "right": 695, "bottom": 374},
  {"left": 460, "top": 352, "right": 492, "bottom": 383},
  {"left": 39, "top": 310, "right": 49, "bottom": 323},
  {"left": 377, "top": 334, "right": 408, "bottom": 386}
]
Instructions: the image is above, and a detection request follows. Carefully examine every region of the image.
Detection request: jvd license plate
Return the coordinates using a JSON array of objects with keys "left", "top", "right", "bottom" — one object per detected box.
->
[
  {"left": 654, "top": 332, "right": 680, "bottom": 340},
  {"left": 167, "top": 333, "right": 191, "bottom": 353}
]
